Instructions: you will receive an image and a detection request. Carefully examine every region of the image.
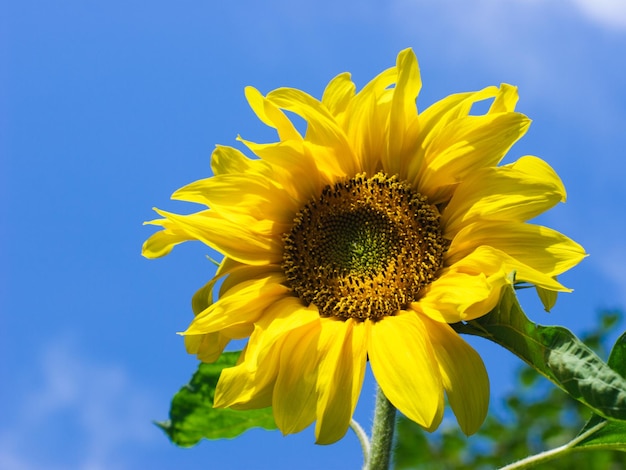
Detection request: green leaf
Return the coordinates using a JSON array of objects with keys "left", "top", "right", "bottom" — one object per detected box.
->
[
  {"left": 156, "top": 351, "right": 277, "bottom": 447},
  {"left": 607, "top": 332, "right": 626, "bottom": 377},
  {"left": 574, "top": 333, "right": 626, "bottom": 452},
  {"left": 574, "top": 419, "right": 626, "bottom": 452},
  {"left": 456, "top": 286, "right": 626, "bottom": 422}
]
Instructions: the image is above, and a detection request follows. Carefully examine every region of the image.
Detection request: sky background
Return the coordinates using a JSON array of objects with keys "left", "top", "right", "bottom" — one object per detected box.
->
[{"left": 3, "top": 1, "right": 626, "bottom": 469}]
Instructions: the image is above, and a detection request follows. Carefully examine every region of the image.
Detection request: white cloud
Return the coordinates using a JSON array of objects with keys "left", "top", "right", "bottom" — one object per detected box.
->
[
  {"left": 390, "top": 0, "right": 626, "bottom": 32},
  {"left": 388, "top": 0, "right": 626, "bottom": 133},
  {"left": 573, "top": 0, "right": 626, "bottom": 30},
  {"left": 0, "top": 340, "right": 159, "bottom": 470}
]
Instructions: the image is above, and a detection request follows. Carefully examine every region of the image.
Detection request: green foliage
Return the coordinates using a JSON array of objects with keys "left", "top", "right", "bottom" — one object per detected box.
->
[
  {"left": 457, "top": 286, "right": 626, "bottom": 421},
  {"left": 157, "top": 351, "right": 276, "bottom": 447},
  {"left": 394, "top": 310, "right": 626, "bottom": 469},
  {"left": 575, "top": 332, "right": 626, "bottom": 453}
]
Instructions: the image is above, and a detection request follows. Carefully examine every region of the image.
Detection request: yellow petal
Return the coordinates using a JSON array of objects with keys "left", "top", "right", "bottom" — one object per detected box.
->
[
  {"left": 489, "top": 83, "right": 519, "bottom": 113},
  {"left": 210, "top": 145, "right": 270, "bottom": 176},
  {"left": 343, "top": 65, "right": 396, "bottom": 174},
  {"left": 415, "top": 246, "right": 511, "bottom": 323},
  {"left": 369, "top": 313, "right": 444, "bottom": 431},
  {"left": 422, "top": 316, "right": 489, "bottom": 436},
  {"left": 249, "top": 297, "right": 320, "bottom": 363},
  {"left": 457, "top": 242, "right": 570, "bottom": 297},
  {"left": 315, "top": 318, "right": 368, "bottom": 444},
  {"left": 191, "top": 258, "right": 251, "bottom": 315},
  {"left": 191, "top": 279, "right": 218, "bottom": 315},
  {"left": 244, "top": 86, "right": 302, "bottom": 142},
  {"left": 304, "top": 141, "right": 355, "bottom": 183},
  {"left": 536, "top": 285, "right": 559, "bottom": 312},
  {"left": 141, "top": 223, "right": 192, "bottom": 258},
  {"left": 218, "top": 264, "right": 284, "bottom": 297},
  {"left": 442, "top": 156, "right": 566, "bottom": 235},
  {"left": 447, "top": 221, "right": 587, "bottom": 278},
  {"left": 322, "top": 72, "right": 356, "bottom": 117},
  {"left": 497, "top": 250, "right": 570, "bottom": 292},
  {"left": 184, "top": 332, "right": 230, "bottom": 363},
  {"left": 240, "top": 139, "right": 322, "bottom": 204},
  {"left": 214, "top": 345, "right": 278, "bottom": 410},
  {"left": 273, "top": 326, "right": 321, "bottom": 434},
  {"left": 215, "top": 298, "right": 319, "bottom": 410},
  {"left": 415, "top": 270, "right": 508, "bottom": 324},
  {"left": 418, "top": 113, "right": 531, "bottom": 203},
  {"left": 219, "top": 323, "right": 255, "bottom": 339},
  {"left": 172, "top": 172, "right": 297, "bottom": 224},
  {"left": 267, "top": 87, "right": 358, "bottom": 177},
  {"left": 152, "top": 209, "right": 282, "bottom": 265},
  {"left": 410, "top": 85, "right": 504, "bottom": 185},
  {"left": 183, "top": 272, "right": 290, "bottom": 335},
  {"left": 187, "top": 259, "right": 247, "bottom": 363},
  {"left": 384, "top": 48, "right": 421, "bottom": 176},
  {"left": 416, "top": 86, "right": 500, "bottom": 159}
]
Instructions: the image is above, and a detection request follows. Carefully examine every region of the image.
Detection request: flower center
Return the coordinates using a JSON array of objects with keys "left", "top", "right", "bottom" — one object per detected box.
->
[{"left": 282, "top": 172, "right": 447, "bottom": 321}]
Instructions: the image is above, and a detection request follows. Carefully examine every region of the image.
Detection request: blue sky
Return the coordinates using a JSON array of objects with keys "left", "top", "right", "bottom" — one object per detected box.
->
[{"left": 3, "top": 1, "right": 626, "bottom": 468}]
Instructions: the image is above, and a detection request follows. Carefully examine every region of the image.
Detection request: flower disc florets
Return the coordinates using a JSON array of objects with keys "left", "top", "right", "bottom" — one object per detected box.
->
[{"left": 282, "top": 172, "right": 447, "bottom": 321}]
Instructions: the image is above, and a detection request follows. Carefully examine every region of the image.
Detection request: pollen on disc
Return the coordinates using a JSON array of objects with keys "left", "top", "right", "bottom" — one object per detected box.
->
[{"left": 282, "top": 172, "right": 447, "bottom": 321}]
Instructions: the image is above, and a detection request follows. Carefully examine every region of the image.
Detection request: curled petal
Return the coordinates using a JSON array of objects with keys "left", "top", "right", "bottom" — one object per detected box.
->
[
  {"left": 415, "top": 246, "right": 511, "bottom": 323},
  {"left": 322, "top": 72, "right": 356, "bottom": 118},
  {"left": 184, "top": 332, "right": 230, "bottom": 363},
  {"left": 267, "top": 87, "right": 358, "bottom": 178},
  {"left": 172, "top": 172, "right": 298, "bottom": 224},
  {"left": 241, "top": 139, "right": 322, "bottom": 204},
  {"left": 183, "top": 273, "right": 291, "bottom": 335},
  {"left": 489, "top": 83, "right": 519, "bottom": 113},
  {"left": 152, "top": 209, "right": 283, "bottom": 265},
  {"left": 245, "top": 86, "right": 302, "bottom": 142},
  {"left": 418, "top": 113, "right": 531, "bottom": 203},
  {"left": 417, "top": 86, "right": 500, "bottom": 154},
  {"left": 141, "top": 222, "right": 193, "bottom": 258},
  {"left": 210, "top": 145, "right": 270, "bottom": 176},
  {"left": 414, "top": 271, "right": 509, "bottom": 324}
]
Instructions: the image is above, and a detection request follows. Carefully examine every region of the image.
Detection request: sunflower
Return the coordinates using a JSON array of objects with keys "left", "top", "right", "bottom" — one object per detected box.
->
[{"left": 143, "top": 48, "right": 586, "bottom": 444}]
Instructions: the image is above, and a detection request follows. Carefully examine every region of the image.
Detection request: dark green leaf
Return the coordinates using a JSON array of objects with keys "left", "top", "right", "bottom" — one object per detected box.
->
[
  {"left": 156, "top": 351, "right": 277, "bottom": 447},
  {"left": 575, "top": 333, "right": 626, "bottom": 451},
  {"left": 607, "top": 332, "right": 626, "bottom": 377},
  {"left": 574, "top": 419, "right": 626, "bottom": 452},
  {"left": 456, "top": 286, "right": 626, "bottom": 421}
]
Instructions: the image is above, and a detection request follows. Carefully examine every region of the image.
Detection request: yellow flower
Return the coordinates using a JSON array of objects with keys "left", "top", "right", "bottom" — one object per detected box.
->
[{"left": 143, "top": 49, "right": 586, "bottom": 444}]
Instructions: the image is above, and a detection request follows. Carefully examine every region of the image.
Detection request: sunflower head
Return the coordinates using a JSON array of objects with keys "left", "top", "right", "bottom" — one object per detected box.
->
[{"left": 143, "top": 48, "right": 586, "bottom": 444}]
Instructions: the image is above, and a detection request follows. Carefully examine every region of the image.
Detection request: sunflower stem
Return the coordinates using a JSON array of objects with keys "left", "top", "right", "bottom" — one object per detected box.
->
[
  {"left": 349, "top": 419, "right": 370, "bottom": 469},
  {"left": 498, "top": 421, "right": 607, "bottom": 470},
  {"left": 367, "top": 386, "right": 397, "bottom": 470}
]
